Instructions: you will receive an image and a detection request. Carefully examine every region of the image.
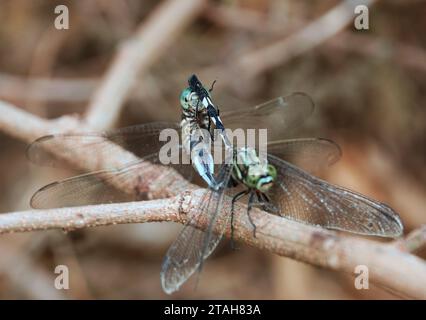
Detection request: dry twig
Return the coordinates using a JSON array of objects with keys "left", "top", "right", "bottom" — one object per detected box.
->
[
  {"left": 0, "top": 73, "right": 96, "bottom": 103},
  {"left": 394, "top": 225, "right": 426, "bottom": 253}
]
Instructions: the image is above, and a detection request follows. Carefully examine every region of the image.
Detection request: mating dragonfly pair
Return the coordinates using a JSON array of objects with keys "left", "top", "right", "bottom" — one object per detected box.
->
[{"left": 27, "top": 75, "right": 404, "bottom": 294}]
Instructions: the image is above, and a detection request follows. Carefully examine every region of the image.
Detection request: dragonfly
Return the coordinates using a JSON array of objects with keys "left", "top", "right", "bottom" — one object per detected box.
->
[
  {"left": 180, "top": 74, "right": 233, "bottom": 188},
  {"left": 160, "top": 141, "right": 404, "bottom": 294},
  {"left": 26, "top": 82, "right": 404, "bottom": 294},
  {"left": 179, "top": 74, "right": 222, "bottom": 188}
]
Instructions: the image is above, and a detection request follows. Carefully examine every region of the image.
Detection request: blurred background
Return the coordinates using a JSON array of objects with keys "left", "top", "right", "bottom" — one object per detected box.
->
[{"left": 0, "top": 0, "right": 425, "bottom": 299}]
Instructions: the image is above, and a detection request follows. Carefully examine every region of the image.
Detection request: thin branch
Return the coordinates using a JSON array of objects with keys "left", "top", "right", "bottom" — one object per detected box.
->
[
  {"left": 326, "top": 32, "right": 426, "bottom": 73},
  {"left": 394, "top": 225, "right": 426, "bottom": 253},
  {"left": 204, "top": 2, "right": 426, "bottom": 75},
  {"left": 0, "top": 196, "right": 178, "bottom": 235},
  {"left": 0, "top": 73, "right": 96, "bottom": 103},
  {"left": 84, "top": 0, "right": 207, "bottom": 130},
  {"left": 232, "top": 0, "right": 376, "bottom": 79},
  {"left": 0, "top": 190, "right": 425, "bottom": 299},
  {"left": 0, "top": 73, "right": 164, "bottom": 104},
  {"left": 203, "top": 4, "right": 288, "bottom": 35},
  {"left": 0, "top": 99, "right": 54, "bottom": 143}
]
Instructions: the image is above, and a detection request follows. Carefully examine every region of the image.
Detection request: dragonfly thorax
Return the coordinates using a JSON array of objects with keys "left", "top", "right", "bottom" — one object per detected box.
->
[
  {"left": 180, "top": 87, "right": 206, "bottom": 114},
  {"left": 232, "top": 147, "right": 277, "bottom": 193}
]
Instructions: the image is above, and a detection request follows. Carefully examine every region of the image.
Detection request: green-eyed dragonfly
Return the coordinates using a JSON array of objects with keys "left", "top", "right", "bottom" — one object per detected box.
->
[
  {"left": 160, "top": 139, "right": 404, "bottom": 294},
  {"left": 26, "top": 82, "right": 403, "bottom": 294}
]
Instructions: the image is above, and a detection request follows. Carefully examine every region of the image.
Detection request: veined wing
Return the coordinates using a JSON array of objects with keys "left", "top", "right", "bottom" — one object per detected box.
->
[
  {"left": 267, "top": 155, "right": 403, "bottom": 237},
  {"left": 220, "top": 93, "right": 314, "bottom": 140},
  {"left": 30, "top": 150, "right": 193, "bottom": 209},
  {"left": 211, "top": 138, "right": 341, "bottom": 177},
  {"left": 27, "top": 122, "right": 180, "bottom": 168},
  {"left": 161, "top": 162, "right": 233, "bottom": 294},
  {"left": 266, "top": 138, "right": 342, "bottom": 176}
]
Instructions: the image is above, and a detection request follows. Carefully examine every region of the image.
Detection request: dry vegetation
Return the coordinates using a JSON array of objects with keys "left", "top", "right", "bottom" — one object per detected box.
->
[{"left": 0, "top": 0, "right": 425, "bottom": 299}]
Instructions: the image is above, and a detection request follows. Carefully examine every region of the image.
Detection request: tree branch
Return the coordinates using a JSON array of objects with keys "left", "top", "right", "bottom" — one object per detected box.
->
[
  {"left": 0, "top": 73, "right": 96, "bottom": 103},
  {"left": 394, "top": 225, "right": 426, "bottom": 253},
  {"left": 84, "top": 0, "right": 207, "bottom": 130}
]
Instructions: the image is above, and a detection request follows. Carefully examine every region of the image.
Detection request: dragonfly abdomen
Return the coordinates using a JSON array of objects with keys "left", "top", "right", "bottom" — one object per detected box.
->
[{"left": 180, "top": 117, "right": 216, "bottom": 187}]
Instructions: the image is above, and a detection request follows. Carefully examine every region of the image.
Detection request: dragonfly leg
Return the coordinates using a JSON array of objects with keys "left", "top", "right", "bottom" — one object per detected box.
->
[
  {"left": 134, "top": 175, "right": 147, "bottom": 200},
  {"left": 195, "top": 100, "right": 199, "bottom": 117},
  {"left": 247, "top": 192, "right": 257, "bottom": 238},
  {"left": 207, "top": 119, "right": 213, "bottom": 140},
  {"left": 261, "top": 192, "right": 271, "bottom": 203},
  {"left": 255, "top": 192, "right": 278, "bottom": 214},
  {"left": 231, "top": 189, "right": 250, "bottom": 250}
]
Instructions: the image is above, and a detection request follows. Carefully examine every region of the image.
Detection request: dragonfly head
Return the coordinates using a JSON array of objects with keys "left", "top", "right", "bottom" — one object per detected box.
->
[
  {"left": 236, "top": 148, "right": 277, "bottom": 192},
  {"left": 179, "top": 87, "right": 205, "bottom": 112},
  {"left": 245, "top": 164, "right": 277, "bottom": 193}
]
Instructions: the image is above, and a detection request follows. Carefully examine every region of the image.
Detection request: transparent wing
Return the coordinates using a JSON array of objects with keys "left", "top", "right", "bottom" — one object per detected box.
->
[
  {"left": 31, "top": 164, "right": 137, "bottom": 209},
  {"left": 267, "top": 155, "right": 403, "bottom": 237},
  {"left": 211, "top": 138, "right": 341, "bottom": 177},
  {"left": 27, "top": 122, "right": 180, "bottom": 168},
  {"left": 161, "top": 162, "right": 233, "bottom": 294},
  {"left": 220, "top": 93, "right": 314, "bottom": 140},
  {"left": 266, "top": 138, "right": 342, "bottom": 175},
  {"left": 31, "top": 151, "right": 193, "bottom": 209}
]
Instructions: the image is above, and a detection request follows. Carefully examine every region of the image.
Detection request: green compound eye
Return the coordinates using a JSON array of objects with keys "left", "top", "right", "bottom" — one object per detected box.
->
[
  {"left": 267, "top": 165, "right": 277, "bottom": 181},
  {"left": 179, "top": 87, "right": 192, "bottom": 110},
  {"left": 245, "top": 174, "right": 259, "bottom": 189},
  {"left": 255, "top": 165, "right": 277, "bottom": 192}
]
